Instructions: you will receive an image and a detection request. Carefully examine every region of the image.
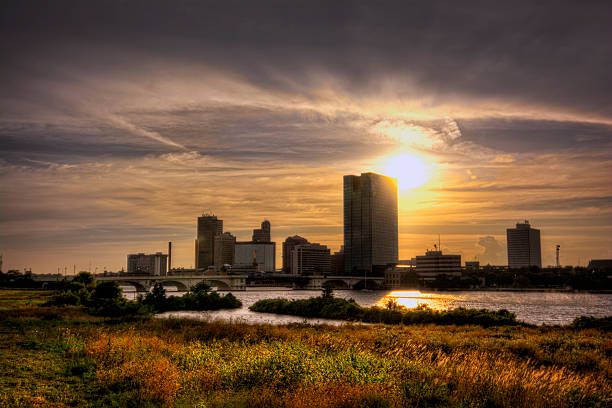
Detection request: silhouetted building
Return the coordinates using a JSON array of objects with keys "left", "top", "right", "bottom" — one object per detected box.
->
[
  {"left": 465, "top": 261, "right": 480, "bottom": 272},
  {"left": 282, "top": 235, "right": 309, "bottom": 273},
  {"left": 292, "top": 243, "right": 331, "bottom": 275},
  {"left": 252, "top": 220, "right": 271, "bottom": 243},
  {"left": 330, "top": 248, "right": 345, "bottom": 274},
  {"left": 415, "top": 250, "right": 461, "bottom": 279},
  {"left": 507, "top": 220, "right": 541, "bottom": 269},
  {"left": 235, "top": 242, "right": 276, "bottom": 272},
  {"left": 344, "top": 172, "right": 398, "bottom": 275},
  {"left": 127, "top": 252, "right": 167, "bottom": 276},
  {"left": 196, "top": 214, "right": 223, "bottom": 270},
  {"left": 214, "top": 232, "right": 236, "bottom": 271},
  {"left": 587, "top": 259, "right": 612, "bottom": 271}
]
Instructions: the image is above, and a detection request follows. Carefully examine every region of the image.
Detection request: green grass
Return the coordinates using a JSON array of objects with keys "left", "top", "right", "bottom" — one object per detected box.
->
[{"left": 0, "top": 289, "right": 610, "bottom": 407}]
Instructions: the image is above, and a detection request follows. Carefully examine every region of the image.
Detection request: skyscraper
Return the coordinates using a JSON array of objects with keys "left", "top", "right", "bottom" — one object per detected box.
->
[
  {"left": 196, "top": 214, "right": 223, "bottom": 270},
  {"left": 506, "top": 220, "right": 542, "bottom": 269},
  {"left": 344, "top": 172, "right": 398, "bottom": 275},
  {"left": 252, "top": 220, "right": 271, "bottom": 242}
]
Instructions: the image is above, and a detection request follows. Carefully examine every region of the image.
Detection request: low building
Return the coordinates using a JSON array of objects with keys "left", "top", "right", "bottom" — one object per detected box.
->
[
  {"left": 384, "top": 264, "right": 415, "bottom": 289},
  {"left": 127, "top": 252, "right": 168, "bottom": 276},
  {"left": 234, "top": 241, "right": 276, "bottom": 272},
  {"left": 465, "top": 261, "right": 480, "bottom": 272},
  {"left": 292, "top": 243, "right": 331, "bottom": 275},
  {"left": 415, "top": 250, "right": 461, "bottom": 280}
]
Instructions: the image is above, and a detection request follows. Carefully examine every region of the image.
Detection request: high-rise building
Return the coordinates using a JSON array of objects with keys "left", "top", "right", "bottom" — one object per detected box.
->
[
  {"left": 252, "top": 220, "right": 271, "bottom": 242},
  {"left": 292, "top": 243, "right": 331, "bottom": 275},
  {"left": 507, "top": 220, "right": 541, "bottom": 268},
  {"left": 127, "top": 252, "right": 168, "bottom": 276},
  {"left": 415, "top": 250, "right": 461, "bottom": 279},
  {"left": 234, "top": 242, "right": 276, "bottom": 272},
  {"left": 214, "top": 232, "right": 236, "bottom": 271},
  {"left": 282, "top": 235, "right": 309, "bottom": 273},
  {"left": 196, "top": 214, "right": 223, "bottom": 270},
  {"left": 344, "top": 172, "right": 398, "bottom": 275}
]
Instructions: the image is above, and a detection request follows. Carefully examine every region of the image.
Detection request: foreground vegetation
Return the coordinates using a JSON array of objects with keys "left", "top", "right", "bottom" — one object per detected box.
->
[
  {"left": 250, "top": 287, "right": 524, "bottom": 327},
  {"left": 1, "top": 289, "right": 610, "bottom": 407}
]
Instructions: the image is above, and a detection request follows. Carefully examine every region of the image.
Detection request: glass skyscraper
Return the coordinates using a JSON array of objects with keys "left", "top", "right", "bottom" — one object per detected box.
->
[{"left": 343, "top": 172, "right": 398, "bottom": 275}]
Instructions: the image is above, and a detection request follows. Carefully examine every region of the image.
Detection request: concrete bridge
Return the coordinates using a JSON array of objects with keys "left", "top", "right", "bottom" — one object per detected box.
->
[
  {"left": 96, "top": 274, "right": 384, "bottom": 292},
  {"left": 96, "top": 275, "right": 247, "bottom": 292}
]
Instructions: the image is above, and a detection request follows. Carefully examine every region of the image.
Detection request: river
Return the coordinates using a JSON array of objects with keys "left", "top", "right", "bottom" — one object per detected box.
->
[{"left": 121, "top": 287, "right": 612, "bottom": 326}]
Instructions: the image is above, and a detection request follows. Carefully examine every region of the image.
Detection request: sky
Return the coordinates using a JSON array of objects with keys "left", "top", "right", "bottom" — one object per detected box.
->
[{"left": 1, "top": 0, "right": 611, "bottom": 273}]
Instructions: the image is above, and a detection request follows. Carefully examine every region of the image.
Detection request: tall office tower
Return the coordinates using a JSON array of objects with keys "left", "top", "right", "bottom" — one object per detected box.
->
[
  {"left": 344, "top": 172, "right": 398, "bottom": 275},
  {"left": 214, "top": 232, "right": 236, "bottom": 271},
  {"left": 506, "top": 220, "right": 542, "bottom": 269},
  {"left": 252, "top": 220, "right": 271, "bottom": 242},
  {"left": 292, "top": 243, "right": 331, "bottom": 275},
  {"left": 196, "top": 214, "right": 223, "bottom": 270},
  {"left": 282, "top": 235, "right": 309, "bottom": 273}
]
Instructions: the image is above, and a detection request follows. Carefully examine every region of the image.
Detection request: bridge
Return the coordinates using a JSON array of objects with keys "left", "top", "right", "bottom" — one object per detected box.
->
[
  {"left": 96, "top": 275, "right": 247, "bottom": 292},
  {"left": 95, "top": 274, "right": 385, "bottom": 292}
]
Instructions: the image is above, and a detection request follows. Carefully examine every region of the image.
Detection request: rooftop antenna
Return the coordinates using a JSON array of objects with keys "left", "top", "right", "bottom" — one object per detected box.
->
[
  {"left": 556, "top": 245, "right": 560, "bottom": 268},
  {"left": 438, "top": 234, "right": 441, "bottom": 252}
]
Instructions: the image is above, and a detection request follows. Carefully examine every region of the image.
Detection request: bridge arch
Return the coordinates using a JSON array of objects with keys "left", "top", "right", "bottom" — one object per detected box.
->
[
  {"left": 120, "top": 281, "right": 149, "bottom": 292},
  {"left": 323, "top": 279, "right": 350, "bottom": 289},
  {"left": 350, "top": 279, "right": 384, "bottom": 290},
  {"left": 203, "top": 279, "right": 231, "bottom": 291},
  {"left": 158, "top": 280, "right": 189, "bottom": 292}
]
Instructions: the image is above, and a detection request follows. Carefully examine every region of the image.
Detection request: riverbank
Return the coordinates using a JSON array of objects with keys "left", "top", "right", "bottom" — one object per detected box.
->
[{"left": 1, "top": 289, "right": 610, "bottom": 407}]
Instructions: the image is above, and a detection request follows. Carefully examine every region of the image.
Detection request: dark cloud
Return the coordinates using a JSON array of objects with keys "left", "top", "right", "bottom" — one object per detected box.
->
[
  {"left": 1, "top": 0, "right": 611, "bottom": 118},
  {"left": 457, "top": 119, "right": 612, "bottom": 154}
]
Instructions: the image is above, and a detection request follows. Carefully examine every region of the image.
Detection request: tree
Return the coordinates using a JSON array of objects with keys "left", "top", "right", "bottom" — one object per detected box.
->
[{"left": 322, "top": 282, "right": 334, "bottom": 299}]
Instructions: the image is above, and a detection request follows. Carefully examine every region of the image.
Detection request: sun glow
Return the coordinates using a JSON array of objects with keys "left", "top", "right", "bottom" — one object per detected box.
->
[{"left": 381, "top": 153, "right": 430, "bottom": 191}]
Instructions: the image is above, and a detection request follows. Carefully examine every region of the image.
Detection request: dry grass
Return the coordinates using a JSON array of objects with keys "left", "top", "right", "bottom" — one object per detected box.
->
[{"left": 1, "top": 290, "right": 609, "bottom": 407}]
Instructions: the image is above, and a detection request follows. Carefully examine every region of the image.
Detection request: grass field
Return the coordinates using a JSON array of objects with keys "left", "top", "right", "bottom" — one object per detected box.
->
[{"left": 0, "top": 289, "right": 609, "bottom": 407}]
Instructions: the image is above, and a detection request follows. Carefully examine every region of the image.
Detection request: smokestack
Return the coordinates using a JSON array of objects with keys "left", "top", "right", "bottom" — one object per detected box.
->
[{"left": 168, "top": 241, "right": 172, "bottom": 275}]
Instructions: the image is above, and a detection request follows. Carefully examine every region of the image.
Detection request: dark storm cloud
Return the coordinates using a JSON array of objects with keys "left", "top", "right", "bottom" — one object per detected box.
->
[
  {"left": 2, "top": 0, "right": 611, "bottom": 118},
  {"left": 456, "top": 119, "right": 612, "bottom": 154}
]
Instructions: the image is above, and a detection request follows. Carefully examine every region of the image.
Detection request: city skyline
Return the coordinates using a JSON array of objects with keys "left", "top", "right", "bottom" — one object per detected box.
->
[{"left": 1, "top": 1, "right": 611, "bottom": 273}]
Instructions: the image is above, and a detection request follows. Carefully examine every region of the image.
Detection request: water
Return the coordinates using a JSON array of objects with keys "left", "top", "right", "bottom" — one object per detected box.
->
[{"left": 121, "top": 287, "right": 612, "bottom": 326}]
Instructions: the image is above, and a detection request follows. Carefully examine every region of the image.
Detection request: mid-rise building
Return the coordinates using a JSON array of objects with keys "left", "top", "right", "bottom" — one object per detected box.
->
[
  {"left": 252, "top": 220, "right": 271, "bottom": 243},
  {"left": 127, "top": 252, "right": 168, "bottom": 276},
  {"left": 214, "top": 232, "right": 236, "bottom": 271},
  {"left": 234, "top": 242, "right": 276, "bottom": 272},
  {"left": 292, "top": 243, "right": 331, "bottom": 275},
  {"left": 344, "top": 172, "right": 398, "bottom": 275},
  {"left": 330, "top": 248, "right": 344, "bottom": 275},
  {"left": 415, "top": 250, "right": 461, "bottom": 279},
  {"left": 507, "top": 220, "right": 541, "bottom": 269},
  {"left": 196, "top": 214, "right": 223, "bottom": 271},
  {"left": 465, "top": 261, "right": 480, "bottom": 272},
  {"left": 282, "top": 235, "right": 309, "bottom": 273}
]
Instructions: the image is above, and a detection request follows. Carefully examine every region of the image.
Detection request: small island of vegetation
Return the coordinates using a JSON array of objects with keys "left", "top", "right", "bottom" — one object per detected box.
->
[{"left": 250, "top": 284, "right": 525, "bottom": 327}]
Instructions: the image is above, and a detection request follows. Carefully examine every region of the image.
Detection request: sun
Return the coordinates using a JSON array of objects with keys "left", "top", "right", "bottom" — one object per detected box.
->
[{"left": 381, "top": 153, "right": 430, "bottom": 191}]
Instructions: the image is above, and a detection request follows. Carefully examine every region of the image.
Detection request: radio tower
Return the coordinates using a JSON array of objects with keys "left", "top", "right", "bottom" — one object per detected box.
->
[{"left": 555, "top": 245, "right": 560, "bottom": 268}]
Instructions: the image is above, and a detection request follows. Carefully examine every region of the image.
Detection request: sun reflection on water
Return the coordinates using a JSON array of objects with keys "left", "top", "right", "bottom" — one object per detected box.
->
[{"left": 377, "top": 290, "right": 447, "bottom": 310}]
